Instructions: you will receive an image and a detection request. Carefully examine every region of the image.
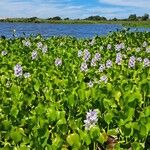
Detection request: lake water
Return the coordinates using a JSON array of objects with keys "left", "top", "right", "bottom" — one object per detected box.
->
[{"left": 0, "top": 22, "right": 150, "bottom": 38}]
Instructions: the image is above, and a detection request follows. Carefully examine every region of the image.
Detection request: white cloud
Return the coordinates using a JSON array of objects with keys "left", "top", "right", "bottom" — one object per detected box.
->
[
  {"left": 0, "top": 0, "right": 149, "bottom": 19},
  {"left": 82, "top": 7, "right": 126, "bottom": 19},
  {"left": 99, "top": 0, "right": 150, "bottom": 8},
  {"left": 0, "top": 0, "right": 86, "bottom": 18}
]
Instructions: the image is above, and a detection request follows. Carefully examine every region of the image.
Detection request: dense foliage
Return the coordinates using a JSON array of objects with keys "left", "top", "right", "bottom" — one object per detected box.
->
[
  {"left": 0, "top": 30, "right": 150, "bottom": 150},
  {"left": 0, "top": 14, "right": 150, "bottom": 27}
]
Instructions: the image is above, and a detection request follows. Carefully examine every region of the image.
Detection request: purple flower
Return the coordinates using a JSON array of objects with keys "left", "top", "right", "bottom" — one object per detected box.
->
[
  {"left": 143, "top": 41, "right": 147, "bottom": 48},
  {"left": 128, "top": 56, "right": 136, "bottom": 68},
  {"left": 136, "top": 47, "right": 141, "bottom": 52},
  {"left": 115, "top": 43, "right": 125, "bottom": 51},
  {"left": 89, "top": 39, "right": 95, "bottom": 46},
  {"left": 84, "top": 109, "right": 98, "bottom": 130},
  {"left": 83, "top": 49, "right": 91, "bottom": 62},
  {"left": 87, "top": 81, "right": 93, "bottom": 88},
  {"left": 127, "top": 47, "right": 131, "bottom": 51},
  {"left": 24, "top": 72, "right": 31, "bottom": 78},
  {"left": 80, "top": 62, "right": 88, "bottom": 72},
  {"left": 1, "top": 50, "right": 7, "bottom": 56},
  {"left": 143, "top": 58, "right": 150, "bottom": 67},
  {"left": 22, "top": 40, "right": 31, "bottom": 47},
  {"left": 31, "top": 50, "right": 38, "bottom": 60},
  {"left": 37, "top": 42, "right": 43, "bottom": 49},
  {"left": 42, "top": 45, "right": 48, "bottom": 54},
  {"left": 94, "top": 53, "right": 101, "bottom": 61},
  {"left": 100, "top": 75, "right": 108, "bottom": 83},
  {"left": 146, "top": 47, "right": 150, "bottom": 53},
  {"left": 6, "top": 80, "right": 11, "bottom": 87},
  {"left": 78, "top": 50, "right": 82, "bottom": 57},
  {"left": 91, "top": 58, "right": 97, "bottom": 67},
  {"left": 106, "top": 60, "right": 112, "bottom": 69},
  {"left": 137, "top": 57, "right": 142, "bottom": 62},
  {"left": 55, "top": 58, "right": 62, "bottom": 66},
  {"left": 99, "top": 64, "right": 105, "bottom": 72},
  {"left": 115, "top": 44, "right": 121, "bottom": 51},
  {"left": 120, "top": 43, "right": 125, "bottom": 49},
  {"left": 107, "top": 44, "right": 112, "bottom": 50},
  {"left": 14, "top": 64, "right": 23, "bottom": 77},
  {"left": 115, "top": 52, "right": 122, "bottom": 65}
]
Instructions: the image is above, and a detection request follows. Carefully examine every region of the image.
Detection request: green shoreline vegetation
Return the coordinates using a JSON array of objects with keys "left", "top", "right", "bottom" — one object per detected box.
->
[{"left": 0, "top": 13, "right": 150, "bottom": 27}]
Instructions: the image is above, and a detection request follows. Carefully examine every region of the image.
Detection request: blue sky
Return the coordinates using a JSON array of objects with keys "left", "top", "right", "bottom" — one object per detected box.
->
[{"left": 0, "top": 0, "right": 149, "bottom": 19}]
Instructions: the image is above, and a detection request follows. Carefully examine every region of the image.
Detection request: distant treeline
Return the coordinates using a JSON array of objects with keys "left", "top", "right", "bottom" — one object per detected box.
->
[{"left": 0, "top": 13, "right": 149, "bottom": 23}]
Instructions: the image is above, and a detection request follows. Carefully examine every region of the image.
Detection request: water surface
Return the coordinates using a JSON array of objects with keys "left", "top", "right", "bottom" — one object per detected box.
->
[{"left": 0, "top": 22, "right": 150, "bottom": 38}]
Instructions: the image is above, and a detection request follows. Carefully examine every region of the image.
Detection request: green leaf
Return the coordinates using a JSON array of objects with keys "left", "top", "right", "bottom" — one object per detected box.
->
[
  {"left": 77, "top": 72, "right": 84, "bottom": 82},
  {"left": 85, "top": 90, "right": 91, "bottom": 99},
  {"left": 114, "top": 91, "right": 121, "bottom": 102},
  {"left": 104, "top": 112, "right": 114, "bottom": 124},
  {"left": 46, "top": 107, "right": 57, "bottom": 122},
  {"left": 79, "top": 131, "right": 91, "bottom": 145},
  {"left": 20, "top": 145, "right": 29, "bottom": 150},
  {"left": 52, "top": 135, "right": 62, "bottom": 148},
  {"left": 11, "top": 129, "right": 22, "bottom": 144},
  {"left": 143, "top": 106, "right": 150, "bottom": 117},
  {"left": 34, "top": 80, "right": 40, "bottom": 92},
  {"left": 90, "top": 126, "right": 100, "bottom": 140},
  {"left": 2, "top": 120, "right": 11, "bottom": 130},
  {"left": 57, "top": 118, "right": 67, "bottom": 125},
  {"left": 98, "top": 133, "right": 106, "bottom": 144},
  {"left": 78, "top": 89, "right": 85, "bottom": 101},
  {"left": 127, "top": 91, "right": 142, "bottom": 103},
  {"left": 106, "top": 83, "right": 112, "bottom": 92},
  {"left": 68, "top": 93, "right": 75, "bottom": 107},
  {"left": 140, "top": 124, "right": 148, "bottom": 137},
  {"left": 66, "top": 133, "right": 80, "bottom": 147},
  {"left": 107, "top": 129, "right": 118, "bottom": 136},
  {"left": 11, "top": 84, "right": 20, "bottom": 100},
  {"left": 10, "top": 105, "right": 19, "bottom": 118},
  {"left": 131, "top": 142, "right": 143, "bottom": 150}
]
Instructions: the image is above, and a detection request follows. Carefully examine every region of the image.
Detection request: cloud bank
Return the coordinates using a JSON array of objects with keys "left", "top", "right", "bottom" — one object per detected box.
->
[{"left": 0, "top": 0, "right": 149, "bottom": 19}]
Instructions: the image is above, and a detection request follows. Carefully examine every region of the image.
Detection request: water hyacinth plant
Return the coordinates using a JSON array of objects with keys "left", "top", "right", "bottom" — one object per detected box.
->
[
  {"left": 106, "top": 59, "right": 113, "bottom": 69},
  {"left": 22, "top": 40, "right": 31, "bottom": 47},
  {"left": 31, "top": 50, "right": 38, "bottom": 60},
  {"left": 24, "top": 72, "right": 31, "bottom": 78},
  {"left": 55, "top": 57, "right": 62, "bottom": 66},
  {"left": 80, "top": 62, "right": 88, "bottom": 72},
  {"left": 94, "top": 53, "right": 101, "bottom": 61},
  {"left": 84, "top": 109, "right": 98, "bottom": 130},
  {"left": 99, "top": 64, "right": 105, "bottom": 72},
  {"left": 100, "top": 75, "right": 108, "bottom": 83},
  {"left": 42, "top": 45, "right": 48, "bottom": 54},
  {"left": 146, "top": 47, "right": 150, "bottom": 53},
  {"left": 107, "top": 44, "right": 112, "bottom": 50},
  {"left": 77, "top": 50, "right": 82, "bottom": 57},
  {"left": 1, "top": 50, "right": 7, "bottom": 56},
  {"left": 37, "top": 41, "right": 43, "bottom": 49},
  {"left": 115, "top": 43, "right": 125, "bottom": 51},
  {"left": 0, "top": 30, "right": 150, "bottom": 150},
  {"left": 128, "top": 56, "right": 136, "bottom": 68},
  {"left": 87, "top": 80, "right": 94, "bottom": 88},
  {"left": 83, "top": 49, "right": 91, "bottom": 62},
  {"left": 143, "top": 41, "right": 147, "bottom": 47},
  {"left": 115, "top": 52, "right": 122, "bottom": 65},
  {"left": 143, "top": 58, "right": 150, "bottom": 67},
  {"left": 91, "top": 58, "right": 97, "bottom": 67},
  {"left": 14, "top": 64, "right": 23, "bottom": 77},
  {"left": 137, "top": 57, "right": 142, "bottom": 62}
]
